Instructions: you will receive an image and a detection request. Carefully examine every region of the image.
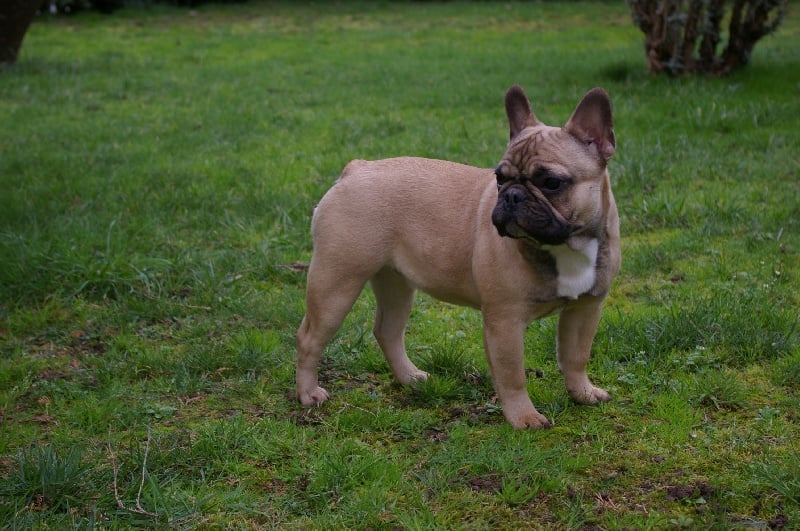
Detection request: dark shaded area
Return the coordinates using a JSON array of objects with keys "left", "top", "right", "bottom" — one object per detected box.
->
[
  {"left": 0, "top": 0, "right": 41, "bottom": 64},
  {"left": 43, "top": 0, "right": 247, "bottom": 15},
  {"left": 0, "top": 0, "right": 250, "bottom": 65}
]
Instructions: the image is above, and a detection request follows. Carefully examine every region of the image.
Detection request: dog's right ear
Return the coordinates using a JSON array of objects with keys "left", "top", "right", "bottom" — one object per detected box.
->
[{"left": 505, "top": 85, "right": 541, "bottom": 140}]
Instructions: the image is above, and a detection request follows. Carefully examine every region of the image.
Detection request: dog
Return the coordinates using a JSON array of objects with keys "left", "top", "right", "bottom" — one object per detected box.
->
[{"left": 295, "top": 85, "right": 620, "bottom": 429}]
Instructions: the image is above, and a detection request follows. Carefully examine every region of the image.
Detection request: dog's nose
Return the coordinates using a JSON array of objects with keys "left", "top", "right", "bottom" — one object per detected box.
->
[{"left": 502, "top": 187, "right": 526, "bottom": 206}]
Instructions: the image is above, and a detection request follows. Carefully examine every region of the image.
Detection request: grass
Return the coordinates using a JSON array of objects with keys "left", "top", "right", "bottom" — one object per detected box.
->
[{"left": 1, "top": 0, "right": 798, "bottom": 527}]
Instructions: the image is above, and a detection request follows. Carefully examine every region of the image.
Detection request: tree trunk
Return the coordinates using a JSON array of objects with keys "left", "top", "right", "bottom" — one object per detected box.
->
[
  {"left": 0, "top": 0, "right": 43, "bottom": 65},
  {"left": 627, "top": 0, "right": 788, "bottom": 76}
]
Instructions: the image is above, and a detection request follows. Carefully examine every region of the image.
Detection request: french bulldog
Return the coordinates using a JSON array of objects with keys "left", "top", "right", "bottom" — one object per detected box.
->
[{"left": 295, "top": 85, "right": 620, "bottom": 429}]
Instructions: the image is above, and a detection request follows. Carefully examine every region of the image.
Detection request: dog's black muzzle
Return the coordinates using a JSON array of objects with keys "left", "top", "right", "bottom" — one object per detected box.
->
[{"left": 492, "top": 182, "right": 572, "bottom": 245}]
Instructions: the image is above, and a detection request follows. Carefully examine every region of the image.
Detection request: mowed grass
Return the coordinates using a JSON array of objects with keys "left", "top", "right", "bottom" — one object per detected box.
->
[{"left": 1, "top": 0, "right": 798, "bottom": 527}]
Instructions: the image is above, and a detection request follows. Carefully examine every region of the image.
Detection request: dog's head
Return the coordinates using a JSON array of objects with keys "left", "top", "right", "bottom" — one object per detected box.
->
[{"left": 491, "top": 85, "right": 615, "bottom": 246}]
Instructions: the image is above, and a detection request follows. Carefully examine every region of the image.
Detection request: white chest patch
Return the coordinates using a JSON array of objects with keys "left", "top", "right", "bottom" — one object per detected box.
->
[{"left": 541, "top": 238, "right": 599, "bottom": 299}]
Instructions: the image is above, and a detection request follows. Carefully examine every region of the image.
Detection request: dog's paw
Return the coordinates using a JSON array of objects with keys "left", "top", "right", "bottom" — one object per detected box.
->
[
  {"left": 394, "top": 362, "right": 429, "bottom": 387},
  {"left": 298, "top": 386, "right": 330, "bottom": 406},
  {"left": 509, "top": 410, "right": 553, "bottom": 430},
  {"left": 569, "top": 384, "right": 611, "bottom": 405},
  {"left": 504, "top": 405, "right": 552, "bottom": 430},
  {"left": 396, "top": 368, "right": 429, "bottom": 386}
]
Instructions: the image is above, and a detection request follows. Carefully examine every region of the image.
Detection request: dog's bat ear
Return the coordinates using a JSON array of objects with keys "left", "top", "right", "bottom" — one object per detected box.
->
[
  {"left": 565, "top": 87, "right": 615, "bottom": 162},
  {"left": 505, "top": 85, "right": 541, "bottom": 140}
]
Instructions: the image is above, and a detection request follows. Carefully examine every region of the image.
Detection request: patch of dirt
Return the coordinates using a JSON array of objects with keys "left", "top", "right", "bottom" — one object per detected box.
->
[
  {"left": 445, "top": 401, "right": 503, "bottom": 425},
  {"left": 38, "top": 368, "right": 70, "bottom": 381},
  {"left": 769, "top": 514, "right": 789, "bottom": 529},
  {"left": 285, "top": 261, "right": 309, "bottom": 273},
  {"left": 424, "top": 427, "right": 450, "bottom": 443},
  {"left": 316, "top": 367, "right": 384, "bottom": 397},
  {"left": 467, "top": 473, "right": 503, "bottom": 494},
  {"left": 665, "top": 485, "right": 696, "bottom": 501},
  {"left": 262, "top": 478, "right": 288, "bottom": 495},
  {"left": 70, "top": 328, "right": 108, "bottom": 353},
  {"left": 295, "top": 472, "right": 310, "bottom": 492},
  {"left": 595, "top": 491, "right": 622, "bottom": 510},
  {"left": 525, "top": 367, "right": 545, "bottom": 378},
  {"left": 665, "top": 481, "right": 716, "bottom": 501},
  {"left": 286, "top": 407, "right": 327, "bottom": 426},
  {"left": 0, "top": 457, "right": 15, "bottom": 475},
  {"left": 30, "top": 414, "right": 58, "bottom": 425},
  {"left": 514, "top": 491, "right": 558, "bottom": 525},
  {"left": 451, "top": 470, "right": 503, "bottom": 494}
]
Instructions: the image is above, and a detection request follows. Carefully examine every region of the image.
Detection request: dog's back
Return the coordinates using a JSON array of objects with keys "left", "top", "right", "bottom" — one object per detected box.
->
[{"left": 310, "top": 157, "right": 494, "bottom": 305}]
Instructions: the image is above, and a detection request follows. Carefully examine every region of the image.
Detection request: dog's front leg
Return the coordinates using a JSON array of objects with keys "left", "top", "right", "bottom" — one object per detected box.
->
[
  {"left": 482, "top": 311, "right": 551, "bottom": 429},
  {"left": 556, "top": 298, "right": 611, "bottom": 405}
]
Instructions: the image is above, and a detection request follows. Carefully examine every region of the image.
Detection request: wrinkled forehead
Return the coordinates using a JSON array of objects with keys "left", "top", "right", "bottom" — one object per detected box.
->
[{"left": 500, "top": 125, "right": 598, "bottom": 178}]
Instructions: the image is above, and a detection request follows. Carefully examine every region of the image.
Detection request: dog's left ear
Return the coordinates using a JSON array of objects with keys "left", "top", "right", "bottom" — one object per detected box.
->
[{"left": 564, "top": 88, "right": 615, "bottom": 162}]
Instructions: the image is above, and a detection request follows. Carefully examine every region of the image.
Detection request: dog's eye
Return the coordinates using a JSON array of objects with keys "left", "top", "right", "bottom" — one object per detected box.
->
[
  {"left": 541, "top": 177, "right": 564, "bottom": 191},
  {"left": 495, "top": 169, "right": 508, "bottom": 190},
  {"left": 531, "top": 167, "right": 568, "bottom": 193}
]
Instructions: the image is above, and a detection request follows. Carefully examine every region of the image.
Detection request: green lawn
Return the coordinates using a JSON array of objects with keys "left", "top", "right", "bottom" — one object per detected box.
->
[{"left": 1, "top": 1, "right": 798, "bottom": 528}]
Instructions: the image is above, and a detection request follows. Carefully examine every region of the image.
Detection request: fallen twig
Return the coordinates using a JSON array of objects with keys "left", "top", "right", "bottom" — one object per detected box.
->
[{"left": 108, "top": 425, "right": 160, "bottom": 519}]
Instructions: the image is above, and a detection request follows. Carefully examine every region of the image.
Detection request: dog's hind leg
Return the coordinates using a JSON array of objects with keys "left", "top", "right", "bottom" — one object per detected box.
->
[
  {"left": 296, "top": 266, "right": 366, "bottom": 406},
  {"left": 370, "top": 267, "right": 429, "bottom": 385}
]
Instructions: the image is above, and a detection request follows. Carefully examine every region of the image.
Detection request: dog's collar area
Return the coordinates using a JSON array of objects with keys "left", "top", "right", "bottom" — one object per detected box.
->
[{"left": 541, "top": 237, "right": 599, "bottom": 299}]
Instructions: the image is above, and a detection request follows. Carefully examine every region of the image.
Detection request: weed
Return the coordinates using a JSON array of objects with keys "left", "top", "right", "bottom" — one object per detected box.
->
[
  {"left": 690, "top": 370, "right": 748, "bottom": 410},
  {"left": 232, "top": 328, "right": 282, "bottom": 374},
  {"left": 774, "top": 349, "right": 800, "bottom": 389},
  {"left": 410, "top": 375, "right": 464, "bottom": 406},
  {"left": 300, "top": 437, "right": 403, "bottom": 524},
  {"left": 0, "top": 444, "right": 92, "bottom": 513},
  {"left": 751, "top": 449, "right": 800, "bottom": 505},
  {"left": 418, "top": 342, "right": 473, "bottom": 379}
]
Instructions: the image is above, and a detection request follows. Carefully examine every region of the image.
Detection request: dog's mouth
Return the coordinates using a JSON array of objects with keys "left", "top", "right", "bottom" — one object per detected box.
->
[
  {"left": 493, "top": 220, "right": 524, "bottom": 239},
  {"left": 493, "top": 220, "right": 571, "bottom": 246},
  {"left": 491, "top": 197, "right": 573, "bottom": 246}
]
